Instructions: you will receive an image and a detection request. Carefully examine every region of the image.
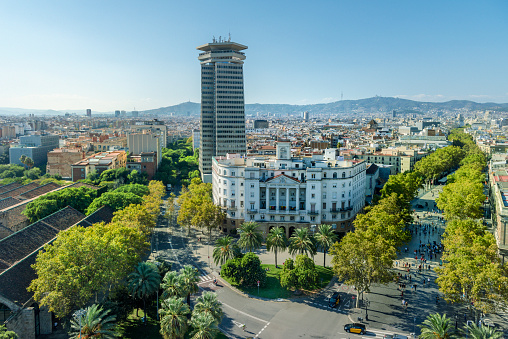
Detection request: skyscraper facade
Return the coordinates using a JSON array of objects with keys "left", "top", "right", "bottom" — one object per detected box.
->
[{"left": 197, "top": 38, "right": 247, "bottom": 183}]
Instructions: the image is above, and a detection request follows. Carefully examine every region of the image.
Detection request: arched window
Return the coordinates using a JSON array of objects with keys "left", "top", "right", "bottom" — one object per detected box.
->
[
  {"left": 0, "top": 303, "right": 12, "bottom": 323},
  {"left": 342, "top": 172, "right": 345, "bottom": 178},
  {"left": 333, "top": 172, "right": 337, "bottom": 178}
]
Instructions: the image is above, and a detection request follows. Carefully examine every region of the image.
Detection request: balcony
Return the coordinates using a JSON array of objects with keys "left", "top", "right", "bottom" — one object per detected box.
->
[
  {"left": 330, "top": 207, "right": 353, "bottom": 213},
  {"left": 247, "top": 209, "right": 257, "bottom": 214},
  {"left": 308, "top": 210, "right": 319, "bottom": 215}
]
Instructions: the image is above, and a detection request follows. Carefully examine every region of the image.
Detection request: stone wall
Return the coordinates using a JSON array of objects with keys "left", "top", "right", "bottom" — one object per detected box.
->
[{"left": 6, "top": 308, "right": 35, "bottom": 339}]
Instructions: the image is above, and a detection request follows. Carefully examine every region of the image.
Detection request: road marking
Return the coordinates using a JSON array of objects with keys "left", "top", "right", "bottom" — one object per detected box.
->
[
  {"left": 255, "top": 322, "right": 270, "bottom": 338},
  {"left": 222, "top": 302, "right": 269, "bottom": 324}
]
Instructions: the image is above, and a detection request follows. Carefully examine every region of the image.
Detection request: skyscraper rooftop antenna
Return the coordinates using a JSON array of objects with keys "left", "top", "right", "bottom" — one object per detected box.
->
[{"left": 228, "top": 32, "right": 231, "bottom": 42}]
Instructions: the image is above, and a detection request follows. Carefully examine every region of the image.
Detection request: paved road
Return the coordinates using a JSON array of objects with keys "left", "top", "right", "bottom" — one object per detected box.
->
[{"left": 152, "top": 187, "right": 508, "bottom": 338}]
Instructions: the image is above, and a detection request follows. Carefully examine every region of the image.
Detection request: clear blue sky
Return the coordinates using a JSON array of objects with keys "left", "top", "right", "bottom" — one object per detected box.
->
[{"left": 1, "top": 0, "right": 507, "bottom": 111}]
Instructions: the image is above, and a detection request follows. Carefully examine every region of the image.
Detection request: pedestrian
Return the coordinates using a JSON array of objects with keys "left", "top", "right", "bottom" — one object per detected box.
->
[
  {"left": 402, "top": 299, "right": 405, "bottom": 306},
  {"left": 428, "top": 277, "right": 430, "bottom": 283},
  {"left": 409, "top": 275, "right": 412, "bottom": 282},
  {"left": 414, "top": 284, "right": 417, "bottom": 291},
  {"left": 423, "top": 279, "right": 426, "bottom": 286}
]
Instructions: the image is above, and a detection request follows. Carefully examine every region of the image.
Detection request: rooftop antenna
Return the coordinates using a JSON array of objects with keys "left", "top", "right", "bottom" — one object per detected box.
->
[
  {"left": 341, "top": 91, "right": 343, "bottom": 101},
  {"left": 213, "top": 35, "right": 216, "bottom": 43},
  {"left": 228, "top": 32, "right": 231, "bottom": 42}
]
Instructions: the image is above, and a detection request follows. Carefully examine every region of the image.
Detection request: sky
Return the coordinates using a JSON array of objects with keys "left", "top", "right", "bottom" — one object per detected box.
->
[{"left": 0, "top": 0, "right": 507, "bottom": 112}]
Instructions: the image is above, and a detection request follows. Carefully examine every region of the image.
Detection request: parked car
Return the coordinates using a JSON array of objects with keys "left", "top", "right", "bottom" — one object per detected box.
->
[
  {"left": 383, "top": 334, "right": 408, "bottom": 339},
  {"left": 344, "top": 323, "right": 366, "bottom": 335},
  {"left": 415, "top": 204, "right": 424, "bottom": 208},
  {"left": 328, "top": 292, "right": 340, "bottom": 308}
]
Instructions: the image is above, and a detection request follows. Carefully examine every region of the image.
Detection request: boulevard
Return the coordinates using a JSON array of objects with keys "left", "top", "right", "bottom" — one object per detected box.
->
[{"left": 153, "top": 184, "right": 507, "bottom": 338}]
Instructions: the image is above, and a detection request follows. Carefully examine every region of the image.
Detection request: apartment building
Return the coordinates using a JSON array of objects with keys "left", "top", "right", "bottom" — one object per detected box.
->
[
  {"left": 71, "top": 150, "right": 126, "bottom": 181},
  {"left": 46, "top": 148, "right": 85, "bottom": 179}
]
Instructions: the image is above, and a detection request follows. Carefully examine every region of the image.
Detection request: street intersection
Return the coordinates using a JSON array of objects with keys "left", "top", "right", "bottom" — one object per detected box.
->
[{"left": 153, "top": 185, "right": 507, "bottom": 338}]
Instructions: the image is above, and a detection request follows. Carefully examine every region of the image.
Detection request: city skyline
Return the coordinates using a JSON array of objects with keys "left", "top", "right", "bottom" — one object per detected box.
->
[{"left": 1, "top": 0, "right": 507, "bottom": 111}]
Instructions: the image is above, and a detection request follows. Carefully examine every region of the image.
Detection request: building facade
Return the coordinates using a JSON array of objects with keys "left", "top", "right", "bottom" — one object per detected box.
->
[
  {"left": 71, "top": 150, "right": 127, "bottom": 181},
  {"left": 9, "top": 134, "right": 59, "bottom": 166},
  {"left": 212, "top": 142, "right": 366, "bottom": 238},
  {"left": 46, "top": 148, "right": 86, "bottom": 179},
  {"left": 197, "top": 38, "right": 247, "bottom": 183}
]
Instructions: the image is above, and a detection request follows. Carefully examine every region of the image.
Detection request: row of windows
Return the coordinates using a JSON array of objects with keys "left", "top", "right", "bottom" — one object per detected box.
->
[
  {"left": 216, "top": 81, "right": 243, "bottom": 85},
  {"left": 216, "top": 105, "right": 244, "bottom": 109},
  {"left": 216, "top": 65, "right": 243, "bottom": 69},
  {"left": 216, "top": 70, "right": 243, "bottom": 74},
  {"left": 217, "top": 75, "right": 243, "bottom": 80},
  {"left": 217, "top": 90, "right": 243, "bottom": 94},
  {"left": 217, "top": 85, "right": 243, "bottom": 89},
  {"left": 217, "top": 97, "right": 244, "bottom": 100}
]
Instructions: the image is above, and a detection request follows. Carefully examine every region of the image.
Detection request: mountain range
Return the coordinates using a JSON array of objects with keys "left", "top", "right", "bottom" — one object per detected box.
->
[
  {"left": 2, "top": 97, "right": 508, "bottom": 116},
  {"left": 143, "top": 97, "right": 508, "bottom": 116}
]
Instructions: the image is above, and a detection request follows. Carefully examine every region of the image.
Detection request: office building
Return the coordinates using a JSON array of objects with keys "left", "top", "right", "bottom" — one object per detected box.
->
[
  {"left": 9, "top": 134, "right": 59, "bottom": 166},
  {"left": 115, "top": 110, "right": 120, "bottom": 118},
  {"left": 304, "top": 111, "right": 310, "bottom": 122},
  {"left": 86, "top": 109, "right": 91, "bottom": 117},
  {"left": 131, "top": 120, "right": 167, "bottom": 148},
  {"left": 253, "top": 120, "right": 269, "bottom": 129},
  {"left": 212, "top": 142, "right": 366, "bottom": 237},
  {"left": 197, "top": 38, "right": 247, "bottom": 183}
]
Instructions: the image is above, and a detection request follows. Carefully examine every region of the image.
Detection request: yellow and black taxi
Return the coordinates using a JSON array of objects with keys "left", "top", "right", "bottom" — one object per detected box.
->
[
  {"left": 344, "top": 323, "right": 366, "bottom": 335},
  {"left": 328, "top": 292, "right": 340, "bottom": 308}
]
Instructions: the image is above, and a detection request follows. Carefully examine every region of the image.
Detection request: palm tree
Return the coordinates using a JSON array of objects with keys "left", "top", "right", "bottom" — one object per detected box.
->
[
  {"left": 159, "top": 297, "right": 190, "bottom": 339},
  {"left": 179, "top": 265, "right": 200, "bottom": 305},
  {"left": 189, "top": 312, "right": 219, "bottom": 339},
  {"left": 266, "top": 227, "right": 288, "bottom": 268},
  {"left": 314, "top": 224, "right": 338, "bottom": 267},
  {"left": 213, "top": 236, "right": 240, "bottom": 266},
  {"left": 69, "top": 304, "right": 117, "bottom": 339},
  {"left": 161, "top": 271, "right": 184, "bottom": 299},
  {"left": 288, "top": 228, "right": 317, "bottom": 257},
  {"left": 462, "top": 323, "right": 503, "bottom": 339},
  {"left": 237, "top": 221, "right": 263, "bottom": 253},
  {"left": 419, "top": 313, "right": 457, "bottom": 339},
  {"left": 193, "top": 292, "right": 223, "bottom": 323},
  {"left": 128, "top": 262, "right": 161, "bottom": 321}
]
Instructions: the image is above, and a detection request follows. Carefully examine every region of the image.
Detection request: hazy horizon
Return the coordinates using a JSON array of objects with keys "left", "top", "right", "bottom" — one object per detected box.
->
[{"left": 1, "top": 1, "right": 507, "bottom": 111}]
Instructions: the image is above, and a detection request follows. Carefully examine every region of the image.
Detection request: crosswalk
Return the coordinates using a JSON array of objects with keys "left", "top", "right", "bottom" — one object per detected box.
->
[
  {"left": 364, "top": 328, "right": 410, "bottom": 339},
  {"left": 198, "top": 274, "right": 213, "bottom": 284}
]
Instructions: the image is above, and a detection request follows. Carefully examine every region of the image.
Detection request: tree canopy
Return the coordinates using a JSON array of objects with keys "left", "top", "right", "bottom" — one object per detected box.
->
[{"left": 86, "top": 191, "right": 144, "bottom": 215}]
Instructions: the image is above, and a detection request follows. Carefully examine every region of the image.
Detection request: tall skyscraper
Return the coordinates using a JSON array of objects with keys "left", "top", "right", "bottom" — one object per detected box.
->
[
  {"left": 197, "top": 37, "right": 247, "bottom": 183},
  {"left": 86, "top": 109, "right": 92, "bottom": 117}
]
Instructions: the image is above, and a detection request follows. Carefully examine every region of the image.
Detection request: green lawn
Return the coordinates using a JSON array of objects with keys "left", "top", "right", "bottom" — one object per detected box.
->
[
  {"left": 222, "top": 264, "right": 334, "bottom": 299},
  {"left": 117, "top": 309, "right": 228, "bottom": 339}
]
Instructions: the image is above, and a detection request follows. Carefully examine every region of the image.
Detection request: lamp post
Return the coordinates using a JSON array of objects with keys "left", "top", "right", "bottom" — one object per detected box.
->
[
  {"left": 413, "top": 316, "right": 416, "bottom": 335},
  {"left": 73, "top": 309, "right": 86, "bottom": 338},
  {"left": 365, "top": 299, "right": 369, "bottom": 321}
]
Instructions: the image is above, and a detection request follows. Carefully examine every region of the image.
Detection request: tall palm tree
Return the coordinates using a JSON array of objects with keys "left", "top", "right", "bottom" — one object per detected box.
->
[
  {"left": 161, "top": 271, "right": 184, "bottom": 299},
  {"left": 179, "top": 265, "right": 200, "bottom": 305},
  {"left": 314, "top": 224, "right": 338, "bottom": 267},
  {"left": 159, "top": 297, "right": 190, "bottom": 339},
  {"left": 266, "top": 227, "right": 288, "bottom": 268},
  {"left": 462, "top": 323, "right": 503, "bottom": 339},
  {"left": 189, "top": 312, "right": 219, "bottom": 339},
  {"left": 193, "top": 292, "right": 223, "bottom": 323},
  {"left": 288, "top": 228, "right": 317, "bottom": 257},
  {"left": 213, "top": 236, "right": 240, "bottom": 266},
  {"left": 419, "top": 313, "right": 457, "bottom": 339},
  {"left": 237, "top": 221, "right": 263, "bottom": 253},
  {"left": 69, "top": 304, "right": 117, "bottom": 339},
  {"left": 128, "top": 262, "right": 161, "bottom": 321}
]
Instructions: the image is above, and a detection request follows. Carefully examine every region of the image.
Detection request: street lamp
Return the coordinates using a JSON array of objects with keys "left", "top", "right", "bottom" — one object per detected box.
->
[
  {"left": 364, "top": 299, "right": 369, "bottom": 321},
  {"left": 73, "top": 309, "right": 86, "bottom": 338},
  {"left": 413, "top": 316, "right": 416, "bottom": 335}
]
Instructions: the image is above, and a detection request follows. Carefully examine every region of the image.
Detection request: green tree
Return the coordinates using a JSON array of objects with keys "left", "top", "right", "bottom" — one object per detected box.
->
[
  {"left": 237, "top": 221, "right": 263, "bottom": 253},
  {"left": 330, "top": 229, "right": 395, "bottom": 307},
  {"left": 314, "top": 224, "right": 338, "bottom": 267},
  {"left": 23, "top": 186, "right": 97, "bottom": 223},
  {"left": 418, "top": 313, "right": 456, "bottom": 339},
  {"left": 178, "top": 265, "right": 200, "bottom": 305},
  {"left": 177, "top": 178, "right": 211, "bottom": 236},
  {"left": 436, "top": 180, "right": 484, "bottom": 220},
  {"left": 86, "top": 191, "right": 144, "bottom": 215},
  {"left": 193, "top": 200, "right": 226, "bottom": 249},
  {"left": 461, "top": 323, "right": 503, "bottom": 339},
  {"left": 213, "top": 236, "right": 240, "bottom": 266},
  {"left": 281, "top": 254, "right": 319, "bottom": 290},
  {"left": 436, "top": 219, "right": 508, "bottom": 314},
  {"left": 29, "top": 223, "right": 147, "bottom": 317},
  {"left": 0, "top": 325, "right": 17, "bottom": 339},
  {"left": 288, "top": 228, "right": 317, "bottom": 257},
  {"left": 128, "top": 262, "right": 161, "bottom": 322},
  {"left": 189, "top": 312, "right": 219, "bottom": 339},
  {"left": 161, "top": 271, "right": 184, "bottom": 299},
  {"left": 159, "top": 297, "right": 190, "bottom": 339},
  {"left": 193, "top": 292, "right": 223, "bottom": 323},
  {"left": 239, "top": 252, "right": 266, "bottom": 287},
  {"left": 266, "top": 227, "right": 288, "bottom": 268},
  {"left": 69, "top": 304, "right": 117, "bottom": 339},
  {"left": 113, "top": 184, "right": 150, "bottom": 197}
]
